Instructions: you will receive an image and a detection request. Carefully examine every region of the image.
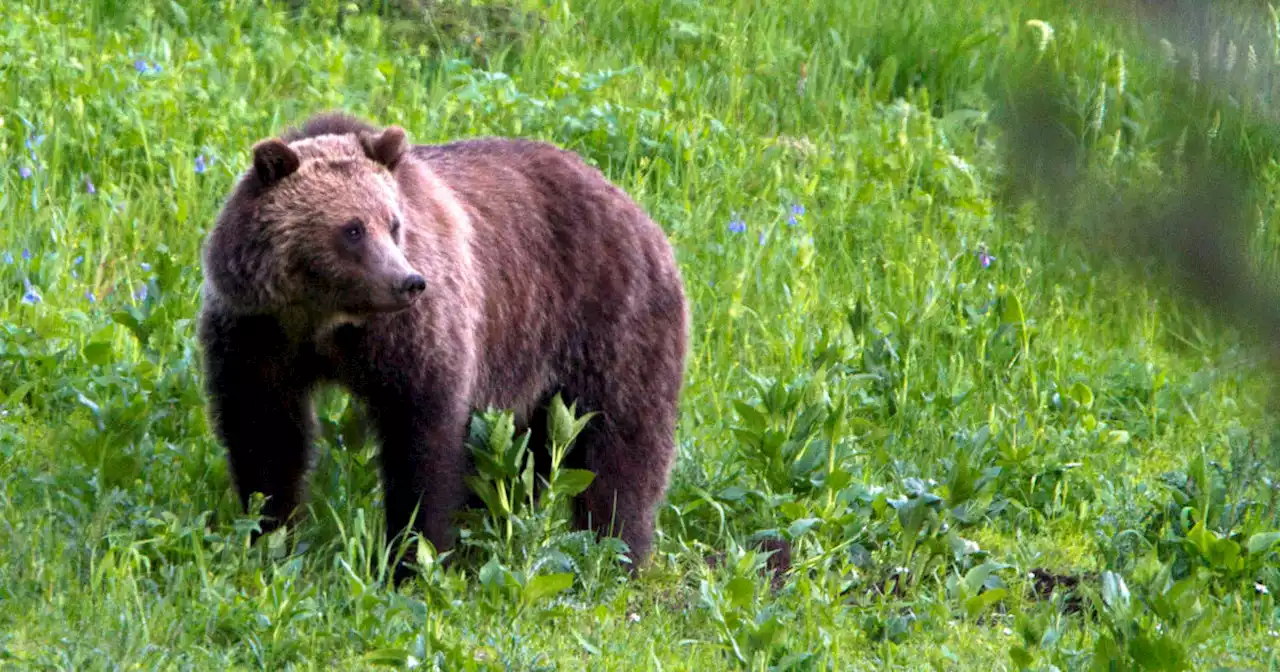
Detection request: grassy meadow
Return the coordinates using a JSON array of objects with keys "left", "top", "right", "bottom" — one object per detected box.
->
[{"left": 7, "top": 0, "right": 1280, "bottom": 668}]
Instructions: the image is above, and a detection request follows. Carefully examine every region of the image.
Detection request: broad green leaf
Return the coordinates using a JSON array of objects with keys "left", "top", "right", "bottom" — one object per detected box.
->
[
  {"left": 786, "top": 517, "right": 822, "bottom": 539},
  {"left": 478, "top": 557, "right": 508, "bottom": 590},
  {"left": 549, "top": 393, "right": 581, "bottom": 448},
  {"left": 1068, "top": 381, "right": 1094, "bottom": 408},
  {"left": 552, "top": 469, "right": 595, "bottom": 497},
  {"left": 725, "top": 577, "right": 755, "bottom": 609},
  {"left": 964, "top": 587, "right": 1007, "bottom": 619},
  {"left": 1185, "top": 521, "right": 1217, "bottom": 557},
  {"left": 82, "top": 341, "right": 112, "bottom": 365},
  {"left": 6, "top": 382, "right": 33, "bottom": 406},
  {"left": 963, "top": 562, "right": 999, "bottom": 595},
  {"left": 825, "top": 468, "right": 853, "bottom": 492},
  {"left": 1247, "top": 531, "right": 1280, "bottom": 555},
  {"left": 716, "top": 486, "right": 748, "bottom": 501},
  {"left": 732, "top": 400, "right": 768, "bottom": 433},
  {"left": 1009, "top": 646, "right": 1034, "bottom": 669},
  {"left": 524, "top": 573, "right": 574, "bottom": 604}
]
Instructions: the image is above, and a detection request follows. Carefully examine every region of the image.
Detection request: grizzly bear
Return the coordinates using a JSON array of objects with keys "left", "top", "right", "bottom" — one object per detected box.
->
[{"left": 197, "top": 111, "right": 688, "bottom": 582}]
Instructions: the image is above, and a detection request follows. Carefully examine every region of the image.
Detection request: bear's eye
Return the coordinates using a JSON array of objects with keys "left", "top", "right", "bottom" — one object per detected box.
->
[
  {"left": 342, "top": 219, "right": 365, "bottom": 244},
  {"left": 389, "top": 216, "right": 401, "bottom": 237}
]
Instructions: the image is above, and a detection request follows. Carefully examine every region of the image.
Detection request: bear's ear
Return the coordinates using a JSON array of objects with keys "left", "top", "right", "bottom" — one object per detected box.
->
[
  {"left": 251, "top": 139, "right": 301, "bottom": 186},
  {"left": 361, "top": 126, "right": 408, "bottom": 170}
]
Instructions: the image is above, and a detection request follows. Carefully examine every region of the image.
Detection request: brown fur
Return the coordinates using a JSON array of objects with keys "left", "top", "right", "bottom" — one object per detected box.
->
[{"left": 198, "top": 111, "right": 689, "bottom": 583}]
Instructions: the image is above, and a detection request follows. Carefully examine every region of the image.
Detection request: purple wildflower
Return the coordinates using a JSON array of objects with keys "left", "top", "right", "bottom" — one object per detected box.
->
[
  {"left": 85, "top": 176, "right": 96, "bottom": 194},
  {"left": 728, "top": 214, "right": 746, "bottom": 234},
  {"left": 85, "top": 289, "right": 96, "bottom": 304},
  {"left": 24, "top": 134, "right": 45, "bottom": 150},
  {"left": 787, "top": 203, "right": 805, "bottom": 226},
  {"left": 22, "top": 249, "right": 30, "bottom": 261},
  {"left": 21, "top": 278, "right": 40, "bottom": 305},
  {"left": 194, "top": 155, "right": 207, "bottom": 174},
  {"left": 74, "top": 256, "right": 84, "bottom": 266},
  {"left": 978, "top": 249, "right": 995, "bottom": 269},
  {"left": 19, "top": 166, "right": 31, "bottom": 179},
  {"left": 134, "top": 59, "right": 162, "bottom": 74},
  {"left": 134, "top": 284, "right": 148, "bottom": 302},
  {"left": 140, "top": 262, "right": 152, "bottom": 272},
  {"left": 758, "top": 231, "right": 766, "bottom": 245}
]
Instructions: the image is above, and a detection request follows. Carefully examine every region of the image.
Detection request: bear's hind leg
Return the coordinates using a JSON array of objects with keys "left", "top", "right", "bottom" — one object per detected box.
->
[{"left": 567, "top": 413, "right": 677, "bottom": 569}]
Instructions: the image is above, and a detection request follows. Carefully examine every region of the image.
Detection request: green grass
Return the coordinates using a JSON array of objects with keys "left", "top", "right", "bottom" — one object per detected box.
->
[{"left": 5, "top": 0, "right": 1280, "bottom": 669}]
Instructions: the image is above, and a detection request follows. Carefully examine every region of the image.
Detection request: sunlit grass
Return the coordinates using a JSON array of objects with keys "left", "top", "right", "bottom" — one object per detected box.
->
[{"left": 3, "top": 0, "right": 1280, "bottom": 669}]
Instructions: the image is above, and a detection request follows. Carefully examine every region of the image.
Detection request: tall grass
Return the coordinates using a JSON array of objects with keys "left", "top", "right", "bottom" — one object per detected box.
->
[{"left": 3, "top": 0, "right": 1280, "bottom": 668}]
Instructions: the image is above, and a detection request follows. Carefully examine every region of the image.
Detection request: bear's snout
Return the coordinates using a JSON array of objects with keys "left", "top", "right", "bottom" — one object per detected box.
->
[{"left": 397, "top": 273, "right": 426, "bottom": 297}]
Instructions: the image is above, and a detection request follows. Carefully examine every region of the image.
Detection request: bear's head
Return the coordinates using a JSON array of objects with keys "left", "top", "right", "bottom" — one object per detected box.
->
[{"left": 202, "top": 124, "right": 428, "bottom": 323}]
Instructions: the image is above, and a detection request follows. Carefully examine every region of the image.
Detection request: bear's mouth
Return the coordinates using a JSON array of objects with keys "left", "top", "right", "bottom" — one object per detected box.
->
[
  {"left": 369, "top": 298, "right": 420, "bottom": 313},
  {"left": 365, "top": 288, "right": 426, "bottom": 314}
]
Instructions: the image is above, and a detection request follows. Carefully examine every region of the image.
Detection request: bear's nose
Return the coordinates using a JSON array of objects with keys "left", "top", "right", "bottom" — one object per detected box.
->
[{"left": 398, "top": 273, "right": 427, "bottom": 296}]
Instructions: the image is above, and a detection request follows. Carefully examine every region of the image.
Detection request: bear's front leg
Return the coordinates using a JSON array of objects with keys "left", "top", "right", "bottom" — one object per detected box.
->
[
  {"left": 367, "top": 391, "right": 471, "bottom": 584},
  {"left": 200, "top": 312, "right": 318, "bottom": 539}
]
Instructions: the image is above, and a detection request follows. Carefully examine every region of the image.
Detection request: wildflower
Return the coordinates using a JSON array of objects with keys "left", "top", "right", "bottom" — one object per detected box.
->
[
  {"left": 758, "top": 231, "right": 766, "bottom": 245},
  {"left": 194, "top": 155, "right": 207, "bottom": 174},
  {"left": 19, "top": 166, "right": 32, "bottom": 179},
  {"left": 21, "top": 278, "right": 41, "bottom": 305},
  {"left": 788, "top": 203, "right": 805, "bottom": 226},
  {"left": 85, "top": 289, "right": 96, "bottom": 304},
  {"left": 134, "top": 284, "right": 149, "bottom": 302},
  {"left": 134, "top": 59, "right": 147, "bottom": 73},
  {"left": 727, "top": 214, "right": 746, "bottom": 234},
  {"left": 140, "top": 262, "right": 152, "bottom": 272},
  {"left": 24, "top": 134, "right": 45, "bottom": 151},
  {"left": 84, "top": 176, "right": 96, "bottom": 194},
  {"left": 22, "top": 249, "right": 30, "bottom": 262},
  {"left": 74, "top": 256, "right": 84, "bottom": 266},
  {"left": 2, "top": 252, "right": 11, "bottom": 264},
  {"left": 977, "top": 248, "right": 995, "bottom": 269}
]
